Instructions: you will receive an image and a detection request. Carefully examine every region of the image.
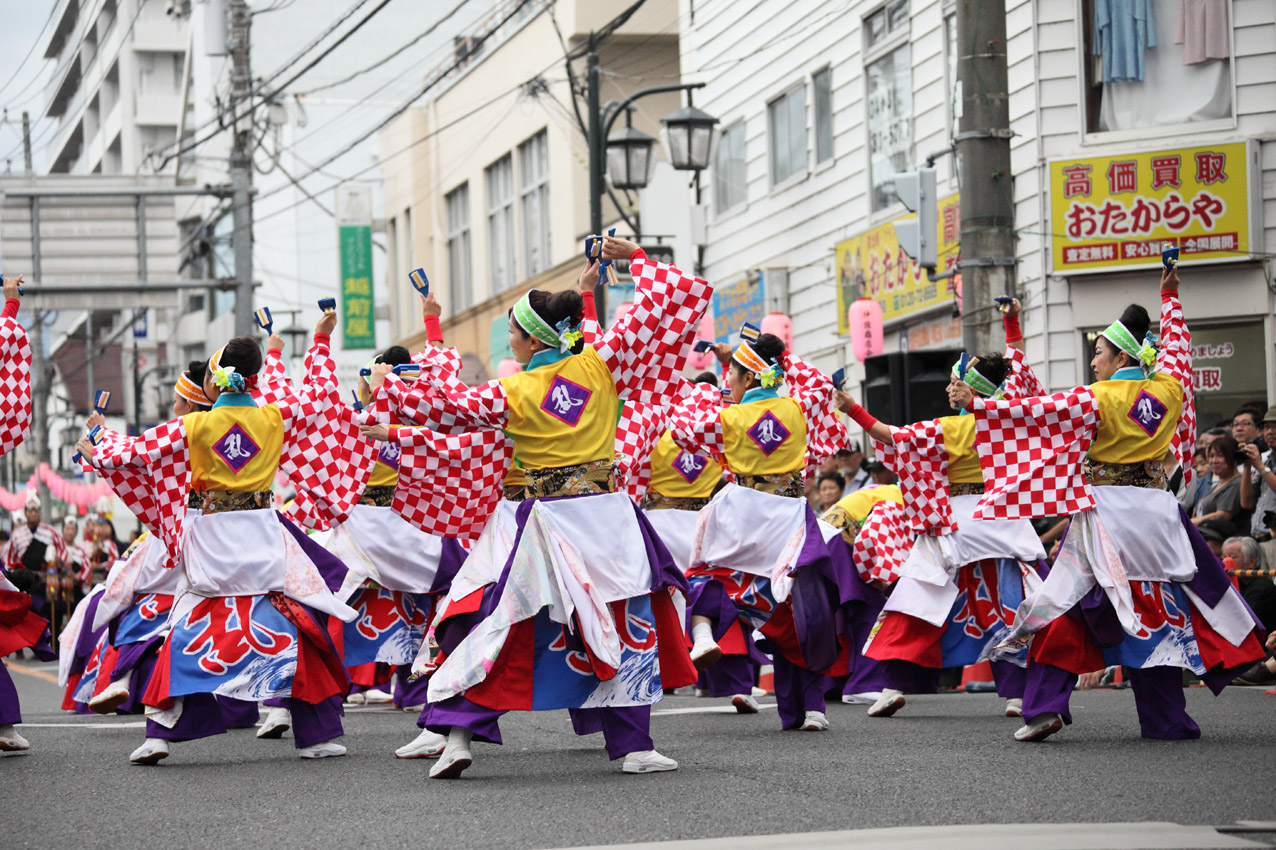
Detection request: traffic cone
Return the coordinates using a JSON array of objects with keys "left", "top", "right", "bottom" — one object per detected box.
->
[
  {"left": 757, "top": 664, "right": 774, "bottom": 695},
  {"left": 961, "top": 660, "right": 995, "bottom": 692}
]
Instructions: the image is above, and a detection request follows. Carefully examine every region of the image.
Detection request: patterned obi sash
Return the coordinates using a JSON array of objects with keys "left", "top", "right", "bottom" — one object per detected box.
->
[
  {"left": 359, "top": 485, "right": 396, "bottom": 507},
  {"left": 820, "top": 504, "right": 859, "bottom": 544},
  {"left": 525, "top": 458, "right": 616, "bottom": 499},
  {"left": 735, "top": 471, "right": 804, "bottom": 498},
  {"left": 949, "top": 482, "right": 986, "bottom": 497},
  {"left": 189, "top": 489, "right": 273, "bottom": 514},
  {"left": 641, "top": 492, "right": 711, "bottom": 512},
  {"left": 1085, "top": 458, "right": 1168, "bottom": 489}
]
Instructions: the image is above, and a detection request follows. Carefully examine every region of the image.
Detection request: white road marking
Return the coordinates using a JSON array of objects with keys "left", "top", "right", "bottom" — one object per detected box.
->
[
  {"left": 19, "top": 722, "right": 147, "bottom": 728},
  {"left": 653, "top": 703, "right": 778, "bottom": 716}
]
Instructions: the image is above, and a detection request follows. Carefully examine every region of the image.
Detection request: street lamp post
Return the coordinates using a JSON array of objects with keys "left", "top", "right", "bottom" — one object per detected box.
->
[{"left": 584, "top": 39, "right": 718, "bottom": 322}]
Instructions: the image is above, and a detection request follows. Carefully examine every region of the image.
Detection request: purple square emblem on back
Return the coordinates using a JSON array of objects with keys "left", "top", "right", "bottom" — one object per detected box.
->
[
  {"left": 1127, "top": 390, "right": 1168, "bottom": 437},
  {"left": 378, "top": 441, "right": 401, "bottom": 470},
  {"left": 672, "top": 451, "right": 708, "bottom": 483},
  {"left": 213, "top": 423, "right": 261, "bottom": 473},
  {"left": 540, "top": 376, "right": 593, "bottom": 427},
  {"left": 747, "top": 411, "right": 791, "bottom": 456}
]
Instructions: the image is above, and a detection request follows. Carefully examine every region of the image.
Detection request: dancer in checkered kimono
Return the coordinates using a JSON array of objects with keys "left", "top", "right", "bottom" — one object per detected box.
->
[
  {"left": 70, "top": 365, "right": 259, "bottom": 733},
  {"left": 673, "top": 328, "right": 853, "bottom": 733},
  {"left": 838, "top": 298, "right": 1049, "bottom": 720},
  {"left": 0, "top": 273, "right": 47, "bottom": 754},
  {"left": 79, "top": 315, "right": 376, "bottom": 764},
  {"left": 368, "top": 236, "right": 709, "bottom": 779},
  {"left": 819, "top": 483, "right": 905, "bottom": 707},
  {"left": 955, "top": 265, "right": 1265, "bottom": 742}
]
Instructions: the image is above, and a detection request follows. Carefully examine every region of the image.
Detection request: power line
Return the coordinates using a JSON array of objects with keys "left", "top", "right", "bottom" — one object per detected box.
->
[{"left": 0, "top": 3, "right": 58, "bottom": 102}]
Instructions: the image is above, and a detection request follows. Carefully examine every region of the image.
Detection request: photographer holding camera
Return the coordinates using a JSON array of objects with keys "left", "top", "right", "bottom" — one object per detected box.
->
[
  {"left": 1192, "top": 433, "right": 1250, "bottom": 538},
  {"left": 1239, "top": 404, "right": 1276, "bottom": 557}
]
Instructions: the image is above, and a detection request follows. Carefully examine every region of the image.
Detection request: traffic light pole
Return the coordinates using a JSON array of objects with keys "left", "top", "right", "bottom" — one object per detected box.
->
[
  {"left": 955, "top": 0, "right": 1016, "bottom": 356},
  {"left": 229, "top": 0, "right": 255, "bottom": 338}
]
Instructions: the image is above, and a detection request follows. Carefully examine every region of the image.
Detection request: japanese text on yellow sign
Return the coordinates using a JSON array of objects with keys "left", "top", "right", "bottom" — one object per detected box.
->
[
  {"left": 835, "top": 193, "right": 961, "bottom": 329},
  {"left": 1049, "top": 142, "right": 1254, "bottom": 274}
]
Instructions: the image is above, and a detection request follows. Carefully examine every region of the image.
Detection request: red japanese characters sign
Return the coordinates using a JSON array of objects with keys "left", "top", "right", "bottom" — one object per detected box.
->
[{"left": 1050, "top": 142, "right": 1256, "bottom": 274}]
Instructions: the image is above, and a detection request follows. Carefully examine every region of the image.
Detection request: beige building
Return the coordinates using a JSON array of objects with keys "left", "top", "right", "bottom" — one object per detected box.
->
[{"left": 378, "top": 0, "right": 691, "bottom": 379}]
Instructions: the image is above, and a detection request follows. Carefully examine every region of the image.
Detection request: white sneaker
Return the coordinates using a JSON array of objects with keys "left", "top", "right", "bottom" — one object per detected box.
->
[
  {"left": 402, "top": 704, "right": 425, "bottom": 713},
  {"left": 1013, "top": 712, "right": 1064, "bottom": 742},
  {"left": 345, "top": 692, "right": 366, "bottom": 705},
  {"left": 842, "top": 691, "right": 882, "bottom": 706},
  {"left": 129, "top": 738, "right": 170, "bottom": 765},
  {"left": 0, "top": 724, "right": 30, "bottom": 752},
  {"left": 394, "top": 728, "right": 447, "bottom": 759},
  {"left": 1005, "top": 697, "right": 1024, "bottom": 718},
  {"left": 298, "top": 741, "right": 347, "bottom": 759},
  {"left": 689, "top": 640, "right": 722, "bottom": 671},
  {"left": 800, "top": 711, "right": 830, "bottom": 731},
  {"left": 362, "top": 688, "right": 393, "bottom": 705},
  {"left": 693, "top": 687, "right": 709, "bottom": 698},
  {"left": 867, "top": 689, "right": 906, "bottom": 718},
  {"left": 256, "top": 707, "right": 291, "bottom": 739},
  {"left": 731, "top": 694, "right": 760, "bottom": 714},
  {"left": 622, "top": 749, "right": 678, "bottom": 774},
  {"left": 88, "top": 679, "right": 131, "bottom": 715},
  {"left": 751, "top": 686, "right": 768, "bottom": 697},
  {"left": 429, "top": 728, "right": 474, "bottom": 779}
]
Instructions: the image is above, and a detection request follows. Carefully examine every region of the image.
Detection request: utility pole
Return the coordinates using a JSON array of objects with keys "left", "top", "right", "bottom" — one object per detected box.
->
[
  {"left": 228, "top": 0, "right": 255, "bottom": 337},
  {"left": 585, "top": 37, "right": 606, "bottom": 323},
  {"left": 955, "top": 0, "right": 1015, "bottom": 356},
  {"left": 21, "top": 111, "right": 32, "bottom": 174}
]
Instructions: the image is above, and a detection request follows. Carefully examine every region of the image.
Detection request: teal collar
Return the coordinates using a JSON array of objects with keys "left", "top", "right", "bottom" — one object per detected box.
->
[
  {"left": 741, "top": 387, "right": 780, "bottom": 404},
  {"left": 213, "top": 392, "right": 257, "bottom": 408},
  {"left": 1110, "top": 366, "right": 1146, "bottom": 382},
  {"left": 526, "top": 348, "right": 572, "bottom": 372}
]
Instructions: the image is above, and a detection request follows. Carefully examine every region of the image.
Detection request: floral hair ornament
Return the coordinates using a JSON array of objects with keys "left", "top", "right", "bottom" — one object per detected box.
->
[
  {"left": 1102, "top": 320, "right": 1160, "bottom": 376},
  {"left": 208, "top": 345, "right": 255, "bottom": 392},
  {"left": 555, "top": 316, "right": 583, "bottom": 353},
  {"left": 732, "top": 323, "right": 783, "bottom": 388}
]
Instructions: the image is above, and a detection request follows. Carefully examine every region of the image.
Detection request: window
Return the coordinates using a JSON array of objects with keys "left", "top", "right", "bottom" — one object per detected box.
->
[
  {"left": 768, "top": 84, "right": 807, "bottom": 185},
  {"left": 518, "top": 130, "right": 550, "bottom": 277},
  {"left": 485, "top": 155, "right": 515, "bottom": 291},
  {"left": 445, "top": 184, "right": 471, "bottom": 312},
  {"left": 813, "top": 67, "right": 833, "bottom": 164},
  {"left": 713, "top": 121, "right": 746, "bottom": 213},
  {"left": 865, "top": 0, "right": 912, "bottom": 211}
]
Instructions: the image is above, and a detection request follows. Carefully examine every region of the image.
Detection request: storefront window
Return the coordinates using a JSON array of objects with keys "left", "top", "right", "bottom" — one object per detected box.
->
[
  {"left": 1081, "top": 0, "right": 1234, "bottom": 134},
  {"left": 867, "top": 43, "right": 912, "bottom": 210}
]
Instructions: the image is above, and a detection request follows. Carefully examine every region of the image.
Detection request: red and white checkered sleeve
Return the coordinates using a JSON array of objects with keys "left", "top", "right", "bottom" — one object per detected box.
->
[
  {"left": 1001, "top": 346, "right": 1046, "bottom": 400},
  {"left": 421, "top": 370, "right": 510, "bottom": 432},
  {"left": 853, "top": 501, "right": 913, "bottom": 585},
  {"left": 1157, "top": 291, "right": 1196, "bottom": 483},
  {"left": 394, "top": 427, "right": 511, "bottom": 539},
  {"left": 875, "top": 420, "right": 952, "bottom": 534},
  {"left": 786, "top": 354, "right": 848, "bottom": 469},
  {"left": 0, "top": 314, "right": 32, "bottom": 457},
  {"left": 414, "top": 345, "right": 464, "bottom": 378},
  {"left": 255, "top": 347, "right": 299, "bottom": 408},
  {"left": 596, "top": 251, "right": 713, "bottom": 405},
  {"left": 378, "top": 375, "right": 451, "bottom": 429},
  {"left": 670, "top": 404, "right": 725, "bottom": 460}
]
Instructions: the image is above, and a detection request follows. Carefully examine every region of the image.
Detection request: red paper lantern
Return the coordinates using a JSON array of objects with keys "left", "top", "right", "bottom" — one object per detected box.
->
[
  {"left": 849, "top": 298, "right": 883, "bottom": 362},
  {"left": 687, "top": 312, "right": 717, "bottom": 371},
  {"left": 760, "top": 312, "right": 794, "bottom": 352}
]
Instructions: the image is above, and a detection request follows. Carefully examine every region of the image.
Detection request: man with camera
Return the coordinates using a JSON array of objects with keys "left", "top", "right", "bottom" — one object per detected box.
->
[{"left": 1238, "top": 404, "right": 1276, "bottom": 563}]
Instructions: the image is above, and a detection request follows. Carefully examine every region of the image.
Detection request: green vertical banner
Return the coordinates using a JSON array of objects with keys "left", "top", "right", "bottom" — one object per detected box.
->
[{"left": 336, "top": 186, "right": 375, "bottom": 349}]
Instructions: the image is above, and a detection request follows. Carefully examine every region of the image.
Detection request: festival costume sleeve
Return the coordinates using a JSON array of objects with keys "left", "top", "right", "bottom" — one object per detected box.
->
[
  {"left": 614, "top": 400, "right": 667, "bottom": 502},
  {"left": 410, "top": 343, "right": 464, "bottom": 376},
  {"left": 871, "top": 420, "right": 953, "bottom": 534},
  {"left": 87, "top": 419, "right": 191, "bottom": 562},
  {"left": 852, "top": 500, "right": 912, "bottom": 583},
  {"left": 785, "top": 353, "right": 849, "bottom": 473},
  {"left": 1001, "top": 346, "right": 1046, "bottom": 400},
  {"left": 594, "top": 249, "right": 714, "bottom": 406},
  {"left": 581, "top": 289, "right": 601, "bottom": 345},
  {"left": 969, "top": 389, "right": 1101, "bottom": 520},
  {"left": 275, "top": 335, "right": 378, "bottom": 530},
  {"left": 1157, "top": 290, "right": 1196, "bottom": 485},
  {"left": 670, "top": 400, "right": 726, "bottom": 461},
  {"left": 255, "top": 347, "right": 297, "bottom": 407},
  {"left": 0, "top": 305, "right": 32, "bottom": 457},
  {"left": 392, "top": 425, "right": 513, "bottom": 540}
]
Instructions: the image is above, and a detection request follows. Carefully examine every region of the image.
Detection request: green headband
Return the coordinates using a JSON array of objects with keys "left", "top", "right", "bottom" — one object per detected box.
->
[
  {"left": 952, "top": 357, "right": 999, "bottom": 397},
  {"left": 513, "top": 291, "right": 561, "bottom": 350},
  {"left": 1102, "top": 320, "right": 1158, "bottom": 373}
]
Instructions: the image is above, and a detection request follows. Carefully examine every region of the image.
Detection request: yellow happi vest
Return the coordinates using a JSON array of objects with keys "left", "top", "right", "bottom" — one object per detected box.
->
[
  {"left": 185, "top": 403, "right": 284, "bottom": 492},
  {"left": 834, "top": 484, "right": 904, "bottom": 525},
  {"left": 939, "top": 415, "right": 982, "bottom": 485},
  {"left": 720, "top": 395, "right": 807, "bottom": 477},
  {"left": 499, "top": 346, "right": 619, "bottom": 471},
  {"left": 367, "top": 418, "right": 405, "bottom": 489},
  {"left": 1088, "top": 372, "right": 1183, "bottom": 463},
  {"left": 648, "top": 430, "right": 721, "bottom": 499}
]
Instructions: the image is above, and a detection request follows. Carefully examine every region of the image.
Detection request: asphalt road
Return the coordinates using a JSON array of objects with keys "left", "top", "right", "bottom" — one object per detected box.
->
[{"left": 4, "top": 659, "right": 1274, "bottom": 850}]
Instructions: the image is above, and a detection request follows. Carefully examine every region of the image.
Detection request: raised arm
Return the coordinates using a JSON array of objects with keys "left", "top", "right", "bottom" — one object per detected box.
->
[
  {"left": 0, "top": 274, "right": 32, "bottom": 456},
  {"left": 1155, "top": 265, "right": 1196, "bottom": 483},
  {"left": 374, "top": 362, "right": 510, "bottom": 433},
  {"left": 787, "top": 353, "right": 849, "bottom": 467}
]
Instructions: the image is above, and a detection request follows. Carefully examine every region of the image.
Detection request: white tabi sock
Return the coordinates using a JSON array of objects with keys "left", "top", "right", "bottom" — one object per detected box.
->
[{"left": 690, "top": 622, "right": 715, "bottom": 646}]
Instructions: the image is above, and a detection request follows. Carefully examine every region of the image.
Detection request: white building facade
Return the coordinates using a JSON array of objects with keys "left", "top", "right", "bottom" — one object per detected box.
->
[{"left": 681, "top": 0, "right": 1276, "bottom": 432}]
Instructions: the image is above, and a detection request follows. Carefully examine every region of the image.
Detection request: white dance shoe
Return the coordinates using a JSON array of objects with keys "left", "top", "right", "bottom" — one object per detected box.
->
[
  {"left": 866, "top": 689, "right": 906, "bottom": 718},
  {"left": 256, "top": 706, "right": 292, "bottom": 739},
  {"left": 394, "top": 728, "right": 447, "bottom": 759},
  {"left": 129, "top": 738, "right": 170, "bottom": 765},
  {"left": 622, "top": 749, "right": 678, "bottom": 773}
]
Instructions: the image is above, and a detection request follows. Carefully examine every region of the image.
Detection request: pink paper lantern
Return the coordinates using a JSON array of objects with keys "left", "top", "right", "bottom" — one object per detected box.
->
[
  {"left": 613, "top": 302, "right": 635, "bottom": 325},
  {"left": 496, "top": 358, "right": 521, "bottom": 378},
  {"left": 760, "top": 312, "right": 793, "bottom": 352},
  {"left": 687, "top": 312, "right": 717, "bottom": 371},
  {"left": 849, "top": 298, "right": 884, "bottom": 362}
]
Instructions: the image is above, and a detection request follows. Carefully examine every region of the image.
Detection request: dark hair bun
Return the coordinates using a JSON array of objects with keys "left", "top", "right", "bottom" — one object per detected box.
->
[
  {"left": 692, "top": 370, "right": 719, "bottom": 387},
  {"left": 219, "top": 336, "right": 263, "bottom": 377},
  {"left": 753, "top": 333, "right": 787, "bottom": 369},
  {"left": 186, "top": 359, "right": 208, "bottom": 387},
  {"left": 376, "top": 345, "right": 412, "bottom": 367},
  {"left": 974, "top": 352, "right": 1009, "bottom": 387},
  {"left": 526, "top": 290, "right": 586, "bottom": 353},
  {"left": 1119, "top": 303, "right": 1151, "bottom": 341}
]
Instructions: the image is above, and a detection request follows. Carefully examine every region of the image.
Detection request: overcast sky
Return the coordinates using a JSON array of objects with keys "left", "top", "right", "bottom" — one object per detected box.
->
[{"left": 0, "top": 1, "right": 58, "bottom": 172}]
